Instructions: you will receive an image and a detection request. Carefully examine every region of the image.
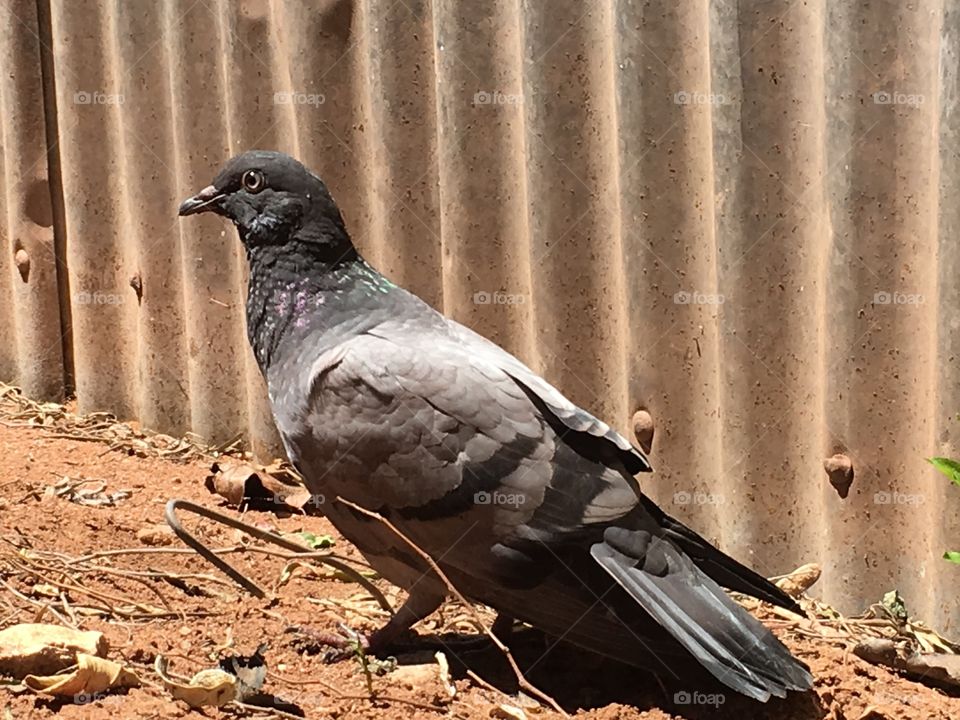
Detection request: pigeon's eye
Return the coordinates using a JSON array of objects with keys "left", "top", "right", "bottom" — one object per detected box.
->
[{"left": 242, "top": 170, "right": 264, "bottom": 193}]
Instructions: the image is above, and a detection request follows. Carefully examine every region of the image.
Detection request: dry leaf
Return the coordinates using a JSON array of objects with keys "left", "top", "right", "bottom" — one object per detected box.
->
[
  {"left": 154, "top": 655, "right": 237, "bottom": 708},
  {"left": 854, "top": 639, "right": 960, "bottom": 690},
  {"left": 0, "top": 624, "right": 107, "bottom": 678},
  {"left": 204, "top": 460, "right": 311, "bottom": 511},
  {"left": 23, "top": 653, "right": 139, "bottom": 699}
]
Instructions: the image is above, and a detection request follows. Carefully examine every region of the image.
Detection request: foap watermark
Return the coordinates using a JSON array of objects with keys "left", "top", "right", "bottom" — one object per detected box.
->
[
  {"left": 674, "top": 90, "right": 728, "bottom": 106},
  {"left": 74, "top": 90, "right": 124, "bottom": 105},
  {"left": 274, "top": 91, "right": 326, "bottom": 107},
  {"left": 673, "top": 490, "right": 724, "bottom": 506},
  {"left": 874, "top": 490, "right": 924, "bottom": 506},
  {"left": 673, "top": 690, "right": 725, "bottom": 707},
  {"left": 473, "top": 290, "right": 526, "bottom": 306},
  {"left": 74, "top": 691, "right": 122, "bottom": 705},
  {"left": 275, "top": 492, "right": 325, "bottom": 508},
  {"left": 873, "top": 90, "right": 924, "bottom": 107},
  {"left": 673, "top": 290, "right": 724, "bottom": 305},
  {"left": 474, "top": 490, "right": 525, "bottom": 508},
  {"left": 74, "top": 290, "right": 123, "bottom": 306},
  {"left": 874, "top": 291, "right": 924, "bottom": 306},
  {"left": 473, "top": 90, "right": 523, "bottom": 106}
]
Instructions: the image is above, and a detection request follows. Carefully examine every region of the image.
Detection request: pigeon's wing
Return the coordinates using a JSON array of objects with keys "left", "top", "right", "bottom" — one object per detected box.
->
[
  {"left": 448, "top": 320, "right": 801, "bottom": 612},
  {"left": 285, "top": 324, "right": 643, "bottom": 543},
  {"left": 449, "top": 321, "right": 651, "bottom": 474}
]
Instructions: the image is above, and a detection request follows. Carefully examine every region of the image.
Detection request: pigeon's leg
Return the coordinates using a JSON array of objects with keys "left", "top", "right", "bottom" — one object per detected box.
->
[{"left": 366, "top": 585, "right": 447, "bottom": 653}]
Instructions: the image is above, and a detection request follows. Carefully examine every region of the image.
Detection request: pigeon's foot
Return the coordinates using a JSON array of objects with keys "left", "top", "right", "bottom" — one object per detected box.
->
[{"left": 285, "top": 623, "right": 383, "bottom": 663}]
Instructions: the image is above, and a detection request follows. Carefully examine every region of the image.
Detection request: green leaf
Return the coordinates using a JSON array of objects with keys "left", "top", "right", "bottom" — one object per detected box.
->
[
  {"left": 944, "top": 551, "right": 960, "bottom": 564},
  {"left": 296, "top": 532, "right": 335, "bottom": 549},
  {"left": 927, "top": 457, "right": 960, "bottom": 488}
]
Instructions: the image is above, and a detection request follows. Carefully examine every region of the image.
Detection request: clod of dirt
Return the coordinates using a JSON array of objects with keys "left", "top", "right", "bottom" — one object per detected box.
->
[
  {"left": 136, "top": 523, "right": 177, "bottom": 546},
  {"left": 391, "top": 662, "right": 441, "bottom": 690},
  {"left": 824, "top": 453, "right": 854, "bottom": 498},
  {"left": 0, "top": 624, "right": 108, "bottom": 678},
  {"left": 23, "top": 652, "right": 140, "bottom": 698},
  {"left": 631, "top": 410, "right": 654, "bottom": 453}
]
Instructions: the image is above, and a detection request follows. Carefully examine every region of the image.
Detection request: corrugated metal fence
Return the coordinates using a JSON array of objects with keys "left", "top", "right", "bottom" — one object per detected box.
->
[{"left": 1, "top": 0, "right": 958, "bottom": 629}]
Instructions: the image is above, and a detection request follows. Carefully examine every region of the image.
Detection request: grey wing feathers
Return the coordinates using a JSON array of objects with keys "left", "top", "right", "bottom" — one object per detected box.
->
[
  {"left": 591, "top": 527, "right": 813, "bottom": 701},
  {"left": 449, "top": 321, "right": 652, "bottom": 475},
  {"left": 296, "top": 327, "right": 641, "bottom": 540}
]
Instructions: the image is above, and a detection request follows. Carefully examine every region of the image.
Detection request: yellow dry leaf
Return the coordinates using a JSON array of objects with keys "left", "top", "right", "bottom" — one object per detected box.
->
[
  {"left": 774, "top": 563, "right": 822, "bottom": 597},
  {"left": 910, "top": 624, "right": 955, "bottom": 654},
  {"left": 23, "top": 653, "right": 139, "bottom": 698}
]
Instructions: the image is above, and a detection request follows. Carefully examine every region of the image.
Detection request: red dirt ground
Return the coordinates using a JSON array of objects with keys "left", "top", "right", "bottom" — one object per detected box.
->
[{"left": 1, "top": 420, "right": 959, "bottom": 720}]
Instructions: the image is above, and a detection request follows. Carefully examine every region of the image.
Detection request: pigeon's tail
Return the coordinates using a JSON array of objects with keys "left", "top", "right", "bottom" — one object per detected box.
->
[
  {"left": 591, "top": 527, "right": 813, "bottom": 702},
  {"left": 638, "top": 495, "right": 803, "bottom": 613}
]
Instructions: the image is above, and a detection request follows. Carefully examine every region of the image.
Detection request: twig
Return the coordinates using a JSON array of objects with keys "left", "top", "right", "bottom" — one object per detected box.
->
[
  {"left": 0, "top": 579, "right": 74, "bottom": 627},
  {"left": 336, "top": 496, "right": 568, "bottom": 717},
  {"left": 164, "top": 499, "right": 393, "bottom": 613}
]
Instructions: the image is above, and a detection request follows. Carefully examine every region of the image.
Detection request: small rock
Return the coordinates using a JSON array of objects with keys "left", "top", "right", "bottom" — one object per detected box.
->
[{"left": 0, "top": 624, "right": 108, "bottom": 678}]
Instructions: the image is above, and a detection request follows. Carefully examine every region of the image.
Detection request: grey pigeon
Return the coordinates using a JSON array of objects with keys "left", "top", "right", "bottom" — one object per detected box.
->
[{"left": 180, "top": 151, "right": 813, "bottom": 701}]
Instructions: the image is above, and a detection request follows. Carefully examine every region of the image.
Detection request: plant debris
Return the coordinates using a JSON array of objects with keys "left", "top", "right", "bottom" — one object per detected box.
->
[
  {"left": 43, "top": 476, "right": 132, "bottom": 507},
  {"left": 23, "top": 652, "right": 139, "bottom": 699},
  {"left": 205, "top": 460, "right": 312, "bottom": 512}
]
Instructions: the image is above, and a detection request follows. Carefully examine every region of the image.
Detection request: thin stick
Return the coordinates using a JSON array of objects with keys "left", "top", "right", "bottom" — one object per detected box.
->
[
  {"left": 0, "top": 579, "right": 74, "bottom": 628},
  {"left": 336, "top": 496, "right": 568, "bottom": 717},
  {"left": 164, "top": 499, "right": 392, "bottom": 613}
]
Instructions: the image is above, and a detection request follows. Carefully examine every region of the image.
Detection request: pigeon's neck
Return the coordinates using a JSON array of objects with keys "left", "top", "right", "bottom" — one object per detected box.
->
[{"left": 244, "top": 242, "right": 392, "bottom": 372}]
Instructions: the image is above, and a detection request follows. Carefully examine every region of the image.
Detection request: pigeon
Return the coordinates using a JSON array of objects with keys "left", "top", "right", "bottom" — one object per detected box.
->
[{"left": 180, "top": 150, "right": 813, "bottom": 701}]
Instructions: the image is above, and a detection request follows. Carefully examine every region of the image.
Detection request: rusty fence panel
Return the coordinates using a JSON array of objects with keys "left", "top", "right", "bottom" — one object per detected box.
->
[{"left": 0, "top": 0, "right": 957, "bottom": 630}]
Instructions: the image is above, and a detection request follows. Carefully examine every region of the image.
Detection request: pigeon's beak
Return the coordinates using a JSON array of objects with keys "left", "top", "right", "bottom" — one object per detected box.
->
[{"left": 178, "top": 184, "right": 224, "bottom": 216}]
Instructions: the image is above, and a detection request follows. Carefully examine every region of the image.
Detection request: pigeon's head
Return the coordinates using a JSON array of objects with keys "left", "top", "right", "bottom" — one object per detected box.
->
[{"left": 178, "top": 150, "right": 352, "bottom": 255}]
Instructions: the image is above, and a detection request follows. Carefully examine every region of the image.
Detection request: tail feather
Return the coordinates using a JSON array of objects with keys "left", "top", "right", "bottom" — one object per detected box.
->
[
  {"left": 639, "top": 496, "right": 803, "bottom": 613},
  {"left": 591, "top": 527, "right": 813, "bottom": 701}
]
